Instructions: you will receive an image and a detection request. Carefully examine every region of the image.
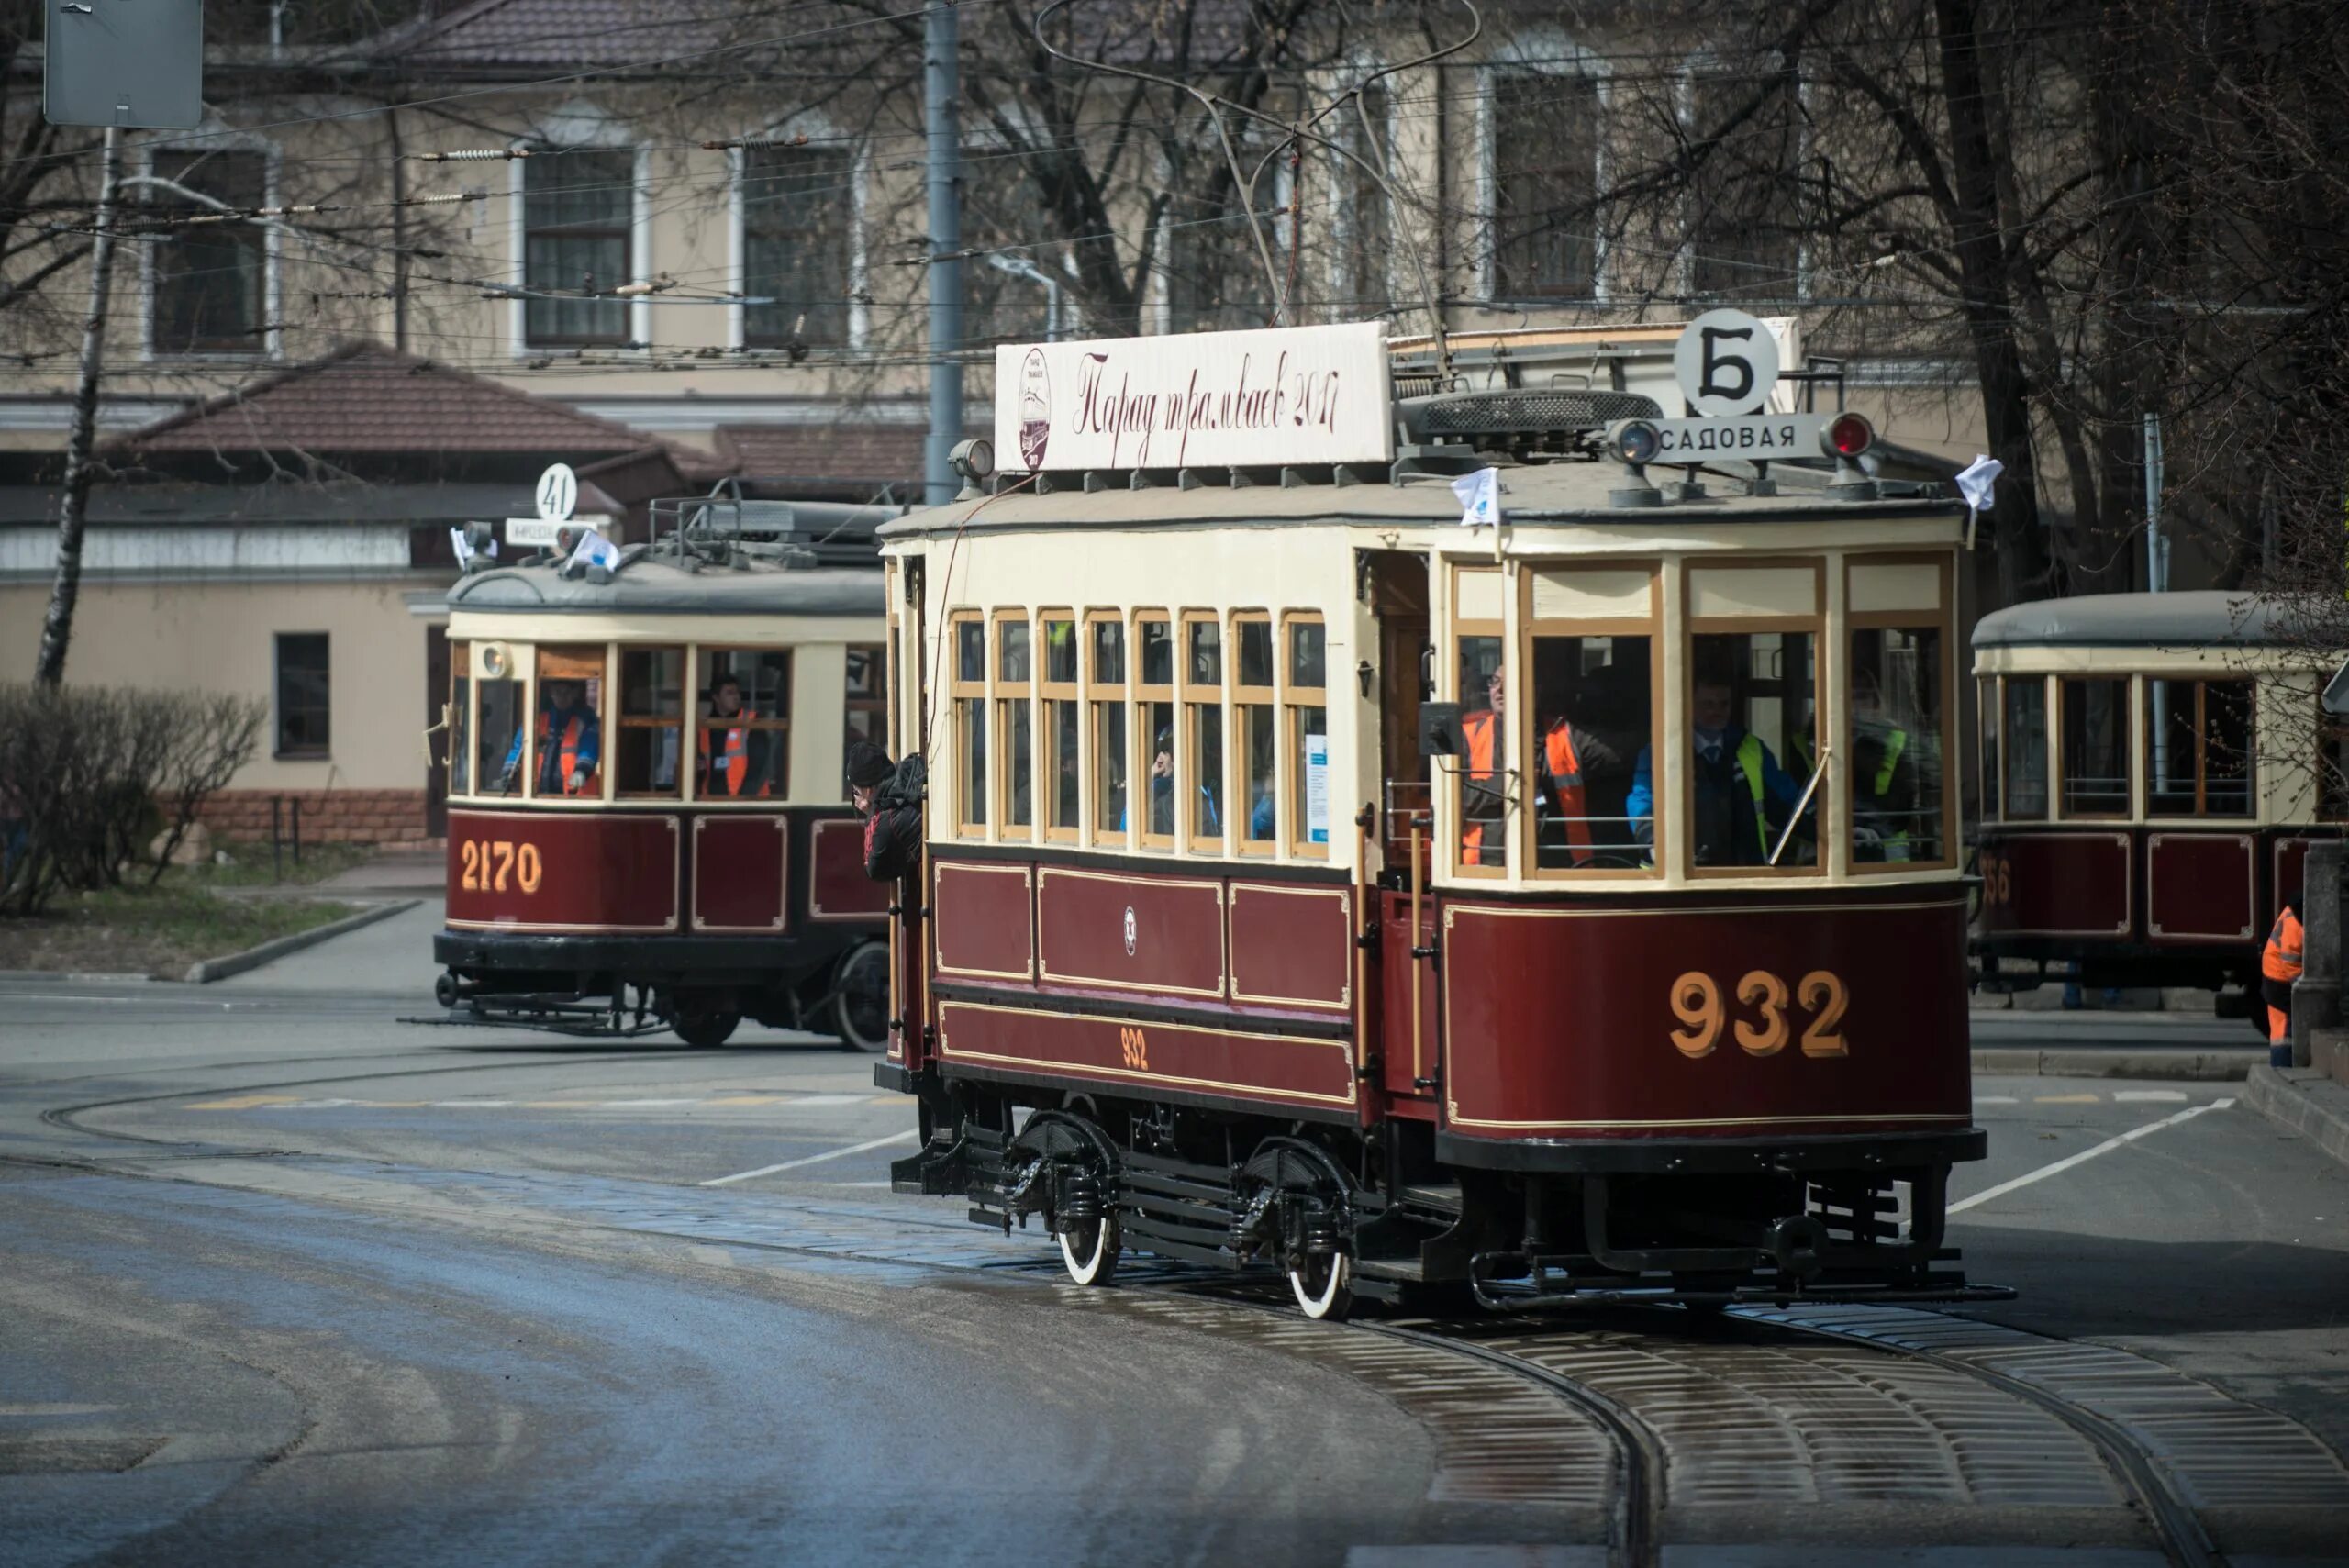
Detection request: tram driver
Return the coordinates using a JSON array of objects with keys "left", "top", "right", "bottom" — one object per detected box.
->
[
  {"left": 501, "top": 677, "right": 601, "bottom": 796},
  {"left": 699, "top": 673, "right": 774, "bottom": 798},
  {"left": 1626, "top": 663, "right": 1811, "bottom": 868}
]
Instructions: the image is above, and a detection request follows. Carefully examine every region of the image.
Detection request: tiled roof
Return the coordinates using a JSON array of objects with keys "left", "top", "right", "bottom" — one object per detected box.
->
[
  {"left": 115, "top": 342, "right": 669, "bottom": 457},
  {"left": 717, "top": 422, "right": 927, "bottom": 489}
]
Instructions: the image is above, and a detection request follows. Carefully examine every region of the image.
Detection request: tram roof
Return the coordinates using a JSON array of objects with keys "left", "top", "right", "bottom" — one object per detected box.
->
[
  {"left": 878, "top": 461, "right": 1961, "bottom": 539},
  {"left": 445, "top": 554, "right": 881, "bottom": 618},
  {"left": 1971, "top": 591, "right": 2294, "bottom": 651}
]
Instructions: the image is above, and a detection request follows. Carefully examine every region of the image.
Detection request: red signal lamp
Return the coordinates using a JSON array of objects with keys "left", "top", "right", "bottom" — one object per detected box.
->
[{"left": 1822, "top": 412, "right": 1875, "bottom": 460}]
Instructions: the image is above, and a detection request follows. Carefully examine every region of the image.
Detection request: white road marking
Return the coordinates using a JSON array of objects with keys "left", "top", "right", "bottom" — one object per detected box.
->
[
  {"left": 1974, "top": 1095, "right": 2021, "bottom": 1105},
  {"left": 1949, "top": 1099, "right": 2234, "bottom": 1216},
  {"left": 698, "top": 1129, "right": 919, "bottom": 1187},
  {"left": 781, "top": 1094, "right": 871, "bottom": 1108},
  {"left": 584, "top": 1098, "right": 704, "bottom": 1108},
  {"left": 2111, "top": 1089, "right": 2189, "bottom": 1103}
]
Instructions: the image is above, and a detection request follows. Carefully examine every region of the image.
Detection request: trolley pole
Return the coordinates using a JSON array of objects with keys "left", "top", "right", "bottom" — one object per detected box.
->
[{"left": 923, "top": 1, "right": 963, "bottom": 507}]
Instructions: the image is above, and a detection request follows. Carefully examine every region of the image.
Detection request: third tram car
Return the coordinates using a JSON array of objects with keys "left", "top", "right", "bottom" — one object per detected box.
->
[
  {"left": 431, "top": 495, "right": 895, "bottom": 1048},
  {"left": 874, "top": 320, "right": 1998, "bottom": 1317},
  {"left": 1971, "top": 590, "right": 2339, "bottom": 1012}
]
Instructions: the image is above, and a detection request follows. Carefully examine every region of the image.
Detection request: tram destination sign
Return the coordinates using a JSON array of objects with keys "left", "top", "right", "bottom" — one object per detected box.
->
[
  {"left": 995, "top": 321, "right": 1393, "bottom": 474},
  {"left": 1617, "top": 412, "right": 1838, "bottom": 462}
]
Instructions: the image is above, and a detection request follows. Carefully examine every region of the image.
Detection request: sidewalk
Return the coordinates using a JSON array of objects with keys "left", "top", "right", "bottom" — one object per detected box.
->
[
  {"left": 213, "top": 896, "right": 446, "bottom": 996},
  {"left": 314, "top": 847, "right": 446, "bottom": 898},
  {"left": 2243, "top": 1064, "right": 2349, "bottom": 1167}
]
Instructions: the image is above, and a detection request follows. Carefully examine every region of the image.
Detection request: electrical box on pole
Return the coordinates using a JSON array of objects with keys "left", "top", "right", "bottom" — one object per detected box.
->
[{"left": 45, "top": 0, "right": 204, "bottom": 129}]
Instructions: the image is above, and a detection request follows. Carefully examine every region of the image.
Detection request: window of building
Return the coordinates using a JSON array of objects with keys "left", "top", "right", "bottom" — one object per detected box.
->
[
  {"left": 696, "top": 649, "right": 789, "bottom": 800},
  {"left": 1234, "top": 613, "right": 1277, "bottom": 853},
  {"left": 1087, "top": 614, "right": 1127, "bottom": 846},
  {"left": 150, "top": 149, "right": 267, "bottom": 355},
  {"left": 995, "top": 613, "right": 1033, "bottom": 839},
  {"left": 1183, "top": 613, "right": 1226, "bottom": 850},
  {"left": 742, "top": 139, "right": 853, "bottom": 349},
  {"left": 1686, "top": 68, "right": 1803, "bottom": 300},
  {"left": 2060, "top": 677, "right": 2130, "bottom": 817},
  {"left": 523, "top": 148, "right": 635, "bottom": 347},
  {"left": 1525, "top": 564, "right": 1655, "bottom": 873},
  {"left": 1136, "top": 614, "right": 1176, "bottom": 848},
  {"left": 1338, "top": 83, "right": 1393, "bottom": 316},
  {"left": 952, "top": 615, "right": 987, "bottom": 834},
  {"left": 1165, "top": 171, "right": 1277, "bottom": 333},
  {"left": 616, "top": 646, "right": 685, "bottom": 797},
  {"left": 1285, "top": 615, "right": 1330, "bottom": 858},
  {"left": 963, "top": 134, "right": 1057, "bottom": 346},
  {"left": 843, "top": 643, "right": 886, "bottom": 752},
  {"left": 1491, "top": 72, "right": 1598, "bottom": 299},
  {"left": 1453, "top": 567, "right": 1508, "bottom": 872},
  {"left": 449, "top": 641, "right": 472, "bottom": 795},
  {"left": 1849, "top": 627, "right": 1947, "bottom": 864},
  {"left": 273, "top": 632, "right": 329, "bottom": 758},
  {"left": 2147, "top": 678, "right": 2254, "bottom": 817},
  {"left": 525, "top": 645, "right": 607, "bottom": 799},
  {"left": 2001, "top": 677, "right": 2050, "bottom": 820},
  {"left": 1041, "top": 613, "right": 1079, "bottom": 841}
]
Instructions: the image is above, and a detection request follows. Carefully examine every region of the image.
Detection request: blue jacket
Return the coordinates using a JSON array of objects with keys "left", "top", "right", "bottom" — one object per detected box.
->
[{"left": 1626, "top": 727, "right": 1809, "bottom": 865}]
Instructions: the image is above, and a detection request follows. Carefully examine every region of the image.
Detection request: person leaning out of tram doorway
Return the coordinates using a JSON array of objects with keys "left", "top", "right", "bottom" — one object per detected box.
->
[
  {"left": 2264, "top": 904, "right": 2304, "bottom": 1068},
  {"left": 849, "top": 740, "right": 924, "bottom": 882},
  {"left": 501, "top": 677, "right": 600, "bottom": 796},
  {"left": 698, "top": 673, "right": 774, "bottom": 798},
  {"left": 1624, "top": 667, "right": 1811, "bottom": 867},
  {"left": 1459, "top": 669, "right": 1619, "bottom": 867}
]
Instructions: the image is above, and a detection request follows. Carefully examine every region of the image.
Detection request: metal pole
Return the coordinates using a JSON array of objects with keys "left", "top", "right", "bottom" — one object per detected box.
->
[
  {"left": 922, "top": 2, "right": 963, "bottom": 507},
  {"left": 34, "top": 126, "right": 123, "bottom": 689},
  {"left": 2144, "top": 412, "right": 2170, "bottom": 797}
]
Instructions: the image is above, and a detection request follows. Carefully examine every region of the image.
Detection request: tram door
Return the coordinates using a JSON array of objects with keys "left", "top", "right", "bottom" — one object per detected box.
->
[
  {"left": 1364, "top": 550, "right": 1440, "bottom": 1105},
  {"left": 892, "top": 556, "right": 931, "bottom": 1069}
]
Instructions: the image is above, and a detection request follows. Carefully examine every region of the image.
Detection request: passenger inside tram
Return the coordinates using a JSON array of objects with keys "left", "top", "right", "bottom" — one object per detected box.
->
[
  {"left": 1529, "top": 636, "right": 1643, "bottom": 868},
  {"left": 699, "top": 673, "right": 774, "bottom": 798},
  {"left": 1627, "top": 639, "right": 1816, "bottom": 867},
  {"left": 502, "top": 675, "right": 601, "bottom": 797}
]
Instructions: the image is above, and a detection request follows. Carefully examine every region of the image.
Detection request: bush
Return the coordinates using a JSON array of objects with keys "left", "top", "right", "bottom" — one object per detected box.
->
[{"left": 0, "top": 685, "right": 265, "bottom": 917}]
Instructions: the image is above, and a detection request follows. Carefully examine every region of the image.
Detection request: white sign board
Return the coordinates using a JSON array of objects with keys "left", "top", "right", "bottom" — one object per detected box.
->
[
  {"left": 535, "top": 463, "right": 578, "bottom": 524},
  {"left": 1672, "top": 309, "right": 1782, "bottom": 417},
  {"left": 1618, "top": 414, "right": 1832, "bottom": 462},
  {"left": 994, "top": 322, "right": 1393, "bottom": 473},
  {"left": 505, "top": 513, "right": 610, "bottom": 548}
]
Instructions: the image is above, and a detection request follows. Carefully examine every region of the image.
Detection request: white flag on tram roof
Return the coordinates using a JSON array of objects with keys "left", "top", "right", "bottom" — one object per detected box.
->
[
  {"left": 1453, "top": 465, "right": 1502, "bottom": 528},
  {"left": 1956, "top": 455, "right": 2003, "bottom": 513},
  {"left": 568, "top": 527, "right": 621, "bottom": 572}
]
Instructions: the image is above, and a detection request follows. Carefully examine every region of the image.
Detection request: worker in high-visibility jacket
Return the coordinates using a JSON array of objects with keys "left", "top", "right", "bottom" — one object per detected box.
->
[
  {"left": 1626, "top": 673, "right": 1810, "bottom": 866},
  {"left": 1791, "top": 670, "right": 1917, "bottom": 862},
  {"left": 2263, "top": 903, "right": 2304, "bottom": 1065},
  {"left": 1460, "top": 669, "right": 1508, "bottom": 867},
  {"left": 698, "top": 673, "right": 774, "bottom": 798},
  {"left": 1460, "top": 670, "right": 1615, "bottom": 867},
  {"left": 500, "top": 678, "right": 600, "bottom": 796}
]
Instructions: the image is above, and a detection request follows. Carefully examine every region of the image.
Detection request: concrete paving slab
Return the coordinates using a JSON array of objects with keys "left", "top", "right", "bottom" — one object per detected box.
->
[
  {"left": 209, "top": 896, "right": 446, "bottom": 999},
  {"left": 2243, "top": 1064, "right": 2349, "bottom": 1167}
]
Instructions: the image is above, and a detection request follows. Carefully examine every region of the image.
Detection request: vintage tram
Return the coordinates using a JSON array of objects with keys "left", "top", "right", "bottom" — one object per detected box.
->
[
  {"left": 874, "top": 320, "right": 1996, "bottom": 1317},
  {"left": 1970, "top": 590, "right": 2339, "bottom": 1013},
  {"left": 430, "top": 495, "right": 896, "bottom": 1048}
]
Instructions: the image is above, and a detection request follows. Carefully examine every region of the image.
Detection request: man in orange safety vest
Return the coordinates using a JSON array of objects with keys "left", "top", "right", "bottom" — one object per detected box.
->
[
  {"left": 698, "top": 673, "right": 773, "bottom": 798},
  {"left": 1460, "top": 670, "right": 1612, "bottom": 868},
  {"left": 2263, "top": 903, "right": 2304, "bottom": 1067}
]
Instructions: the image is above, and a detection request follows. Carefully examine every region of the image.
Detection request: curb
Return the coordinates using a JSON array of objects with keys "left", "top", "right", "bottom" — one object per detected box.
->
[
  {"left": 0, "top": 969, "right": 154, "bottom": 984},
  {"left": 1969, "top": 1047, "right": 2256, "bottom": 1081},
  {"left": 183, "top": 898, "right": 419, "bottom": 984},
  {"left": 2242, "top": 1064, "right": 2349, "bottom": 1167}
]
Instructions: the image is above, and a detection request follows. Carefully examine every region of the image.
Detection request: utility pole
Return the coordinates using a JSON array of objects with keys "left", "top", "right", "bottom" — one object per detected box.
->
[
  {"left": 923, "top": 1, "right": 963, "bottom": 507},
  {"left": 35, "top": 126, "right": 122, "bottom": 689}
]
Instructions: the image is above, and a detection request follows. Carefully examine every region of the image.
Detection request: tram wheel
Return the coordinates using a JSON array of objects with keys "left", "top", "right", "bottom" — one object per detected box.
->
[
  {"left": 828, "top": 942, "right": 890, "bottom": 1051},
  {"left": 1287, "top": 1249, "right": 1353, "bottom": 1321},
  {"left": 670, "top": 996, "right": 741, "bottom": 1049},
  {"left": 1058, "top": 1211, "right": 1123, "bottom": 1287}
]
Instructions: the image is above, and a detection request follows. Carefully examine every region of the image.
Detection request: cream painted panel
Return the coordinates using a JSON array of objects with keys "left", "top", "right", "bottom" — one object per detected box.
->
[
  {"left": 1531, "top": 566, "right": 1649, "bottom": 621},
  {"left": 791, "top": 642, "right": 849, "bottom": 804},
  {"left": 448, "top": 612, "right": 881, "bottom": 647},
  {"left": 1456, "top": 568, "right": 1505, "bottom": 621},
  {"left": 1849, "top": 562, "right": 1941, "bottom": 615},
  {"left": 1689, "top": 566, "right": 1816, "bottom": 619}
]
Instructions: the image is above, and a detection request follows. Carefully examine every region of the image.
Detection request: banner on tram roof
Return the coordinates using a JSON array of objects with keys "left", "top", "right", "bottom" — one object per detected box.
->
[{"left": 993, "top": 321, "right": 1393, "bottom": 474}]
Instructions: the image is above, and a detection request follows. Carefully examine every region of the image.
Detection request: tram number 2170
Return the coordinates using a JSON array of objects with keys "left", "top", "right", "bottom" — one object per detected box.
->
[
  {"left": 1669, "top": 970, "right": 1849, "bottom": 1060},
  {"left": 458, "top": 838, "right": 544, "bottom": 895}
]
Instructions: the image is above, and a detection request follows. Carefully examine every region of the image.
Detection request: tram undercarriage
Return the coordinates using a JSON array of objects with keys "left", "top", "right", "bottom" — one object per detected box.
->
[{"left": 887, "top": 1079, "right": 2005, "bottom": 1318}]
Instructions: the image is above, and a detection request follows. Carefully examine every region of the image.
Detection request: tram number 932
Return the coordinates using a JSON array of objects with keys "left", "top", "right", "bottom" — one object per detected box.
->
[
  {"left": 1669, "top": 970, "right": 1850, "bottom": 1060},
  {"left": 458, "top": 839, "right": 544, "bottom": 895}
]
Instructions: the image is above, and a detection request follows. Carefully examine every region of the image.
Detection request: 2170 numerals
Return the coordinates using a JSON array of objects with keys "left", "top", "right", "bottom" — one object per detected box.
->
[
  {"left": 458, "top": 838, "right": 543, "bottom": 895},
  {"left": 1669, "top": 969, "right": 1849, "bottom": 1059}
]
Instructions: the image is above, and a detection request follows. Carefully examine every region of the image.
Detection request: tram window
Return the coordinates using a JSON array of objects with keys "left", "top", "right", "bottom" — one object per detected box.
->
[
  {"left": 1041, "top": 614, "right": 1079, "bottom": 840},
  {"left": 1286, "top": 617, "right": 1330, "bottom": 857},
  {"left": 1848, "top": 628, "right": 1945, "bottom": 864},
  {"left": 1455, "top": 634, "right": 1507, "bottom": 869},
  {"left": 1978, "top": 678, "right": 2000, "bottom": 819},
  {"left": 952, "top": 615, "right": 987, "bottom": 833},
  {"left": 449, "top": 643, "right": 471, "bottom": 795},
  {"left": 2147, "top": 678, "right": 2254, "bottom": 817},
  {"left": 518, "top": 645, "right": 607, "bottom": 800},
  {"left": 696, "top": 649, "right": 790, "bottom": 800},
  {"left": 2002, "top": 678, "right": 2049, "bottom": 820},
  {"left": 476, "top": 658, "right": 524, "bottom": 798},
  {"left": 1235, "top": 613, "right": 1277, "bottom": 851},
  {"left": 1669, "top": 633, "right": 1821, "bottom": 870},
  {"left": 1528, "top": 633, "right": 1649, "bottom": 870},
  {"left": 616, "top": 646, "right": 685, "bottom": 798},
  {"left": 843, "top": 643, "right": 887, "bottom": 753},
  {"left": 1087, "top": 615, "right": 1126, "bottom": 845},
  {"left": 1185, "top": 614, "right": 1226, "bottom": 849},
  {"left": 1137, "top": 614, "right": 1175, "bottom": 846},
  {"left": 2060, "top": 677, "right": 2130, "bottom": 816},
  {"left": 996, "top": 614, "right": 1033, "bottom": 838}
]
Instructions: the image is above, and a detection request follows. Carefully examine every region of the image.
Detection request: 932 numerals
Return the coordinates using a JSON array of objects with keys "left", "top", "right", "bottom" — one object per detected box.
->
[{"left": 1668, "top": 969, "right": 1849, "bottom": 1060}]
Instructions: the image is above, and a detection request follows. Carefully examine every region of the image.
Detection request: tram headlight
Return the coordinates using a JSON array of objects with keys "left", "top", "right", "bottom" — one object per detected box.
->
[
  {"left": 478, "top": 643, "right": 510, "bottom": 680},
  {"left": 1611, "top": 420, "right": 1662, "bottom": 466},
  {"left": 1822, "top": 412, "right": 1875, "bottom": 460},
  {"left": 949, "top": 438, "right": 996, "bottom": 483}
]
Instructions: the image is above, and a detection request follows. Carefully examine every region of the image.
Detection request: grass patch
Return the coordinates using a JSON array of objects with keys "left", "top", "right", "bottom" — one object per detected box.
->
[
  {"left": 169, "top": 840, "right": 377, "bottom": 888},
  {"left": 0, "top": 885, "right": 362, "bottom": 978}
]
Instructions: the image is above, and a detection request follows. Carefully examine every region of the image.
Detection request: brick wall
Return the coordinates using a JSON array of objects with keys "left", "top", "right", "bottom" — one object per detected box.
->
[{"left": 199, "top": 788, "right": 430, "bottom": 845}]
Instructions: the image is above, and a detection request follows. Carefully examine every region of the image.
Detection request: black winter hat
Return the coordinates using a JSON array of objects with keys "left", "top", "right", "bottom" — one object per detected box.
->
[{"left": 845, "top": 740, "right": 894, "bottom": 790}]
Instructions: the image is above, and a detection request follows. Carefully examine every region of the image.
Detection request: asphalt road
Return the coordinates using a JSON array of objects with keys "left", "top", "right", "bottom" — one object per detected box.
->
[{"left": 4, "top": 906, "right": 2344, "bottom": 1565}]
